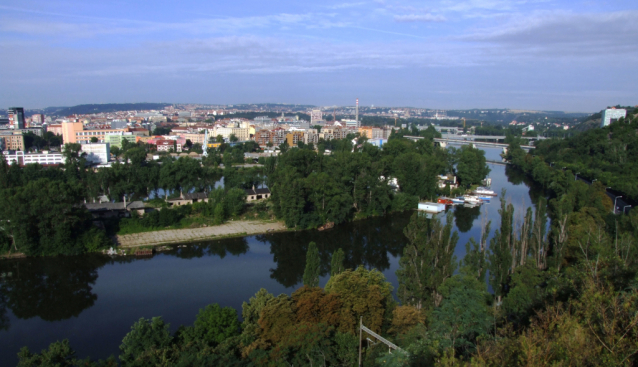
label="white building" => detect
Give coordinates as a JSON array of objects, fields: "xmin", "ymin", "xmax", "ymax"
[
  {"xmin": 81, "ymin": 143, "xmax": 111, "ymax": 165},
  {"xmin": 601, "ymin": 108, "xmax": 627, "ymax": 127},
  {"xmin": 343, "ymin": 119, "xmax": 360, "ymax": 128},
  {"xmin": 2, "ymin": 150, "xmax": 65, "ymax": 166},
  {"xmin": 310, "ymin": 110, "xmax": 322, "ymax": 124}
]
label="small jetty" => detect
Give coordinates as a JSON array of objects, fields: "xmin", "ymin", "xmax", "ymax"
[{"xmin": 134, "ymin": 248, "xmax": 154, "ymax": 257}]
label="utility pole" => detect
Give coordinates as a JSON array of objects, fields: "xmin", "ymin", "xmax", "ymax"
[{"xmin": 359, "ymin": 316, "xmax": 363, "ymax": 367}]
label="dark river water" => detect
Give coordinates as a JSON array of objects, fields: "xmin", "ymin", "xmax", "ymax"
[{"xmin": 0, "ymin": 147, "xmax": 544, "ymax": 366}]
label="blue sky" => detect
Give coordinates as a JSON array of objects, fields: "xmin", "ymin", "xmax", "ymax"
[{"xmin": 1, "ymin": 0, "xmax": 637, "ymax": 111}]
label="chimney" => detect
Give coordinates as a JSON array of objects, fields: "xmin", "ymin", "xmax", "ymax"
[{"xmin": 123, "ymin": 195, "xmax": 127, "ymax": 209}]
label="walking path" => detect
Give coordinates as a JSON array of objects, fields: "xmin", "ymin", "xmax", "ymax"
[{"xmin": 116, "ymin": 220, "xmax": 286, "ymax": 248}]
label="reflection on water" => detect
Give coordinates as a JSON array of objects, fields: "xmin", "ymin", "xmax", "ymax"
[
  {"xmin": 166, "ymin": 237, "xmax": 249, "ymax": 259},
  {"xmin": 258, "ymin": 212, "xmax": 411, "ymax": 287},
  {"xmin": 0, "ymin": 257, "xmax": 100, "ymax": 323},
  {"xmin": 453, "ymin": 205, "xmax": 481, "ymax": 233}
]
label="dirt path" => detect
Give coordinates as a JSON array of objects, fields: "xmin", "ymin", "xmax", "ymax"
[{"xmin": 115, "ymin": 220, "xmax": 286, "ymax": 248}]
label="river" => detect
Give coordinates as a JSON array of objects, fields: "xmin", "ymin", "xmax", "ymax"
[{"xmin": 0, "ymin": 147, "xmax": 543, "ymax": 366}]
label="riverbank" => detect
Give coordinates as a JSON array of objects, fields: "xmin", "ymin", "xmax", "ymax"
[{"xmin": 115, "ymin": 219, "xmax": 287, "ymax": 248}]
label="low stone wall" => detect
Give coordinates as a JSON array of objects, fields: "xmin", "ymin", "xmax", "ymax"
[{"xmin": 116, "ymin": 220, "xmax": 286, "ymax": 248}]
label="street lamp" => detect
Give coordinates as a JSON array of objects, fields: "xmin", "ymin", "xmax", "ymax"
[
  {"xmin": 614, "ymin": 196, "xmax": 623, "ymax": 214},
  {"xmin": 575, "ymin": 172, "xmax": 580, "ymax": 181},
  {"xmin": 624, "ymin": 205, "xmax": 632, "ymax": 214}
]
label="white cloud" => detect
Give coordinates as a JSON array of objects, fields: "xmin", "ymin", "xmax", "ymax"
[
  {"xmin": 461, "ymin": 10, "xmax": 638, "ymax": 57},
  {"xmin": 393, "ymin": 14, "xmax": 447, "ymax": 22}
]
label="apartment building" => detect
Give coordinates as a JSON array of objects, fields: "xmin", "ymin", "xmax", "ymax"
[
  {"xmin": 105, "ymin": 133, "xmax": 137, "ymax": 148},
  {"xmin": 254, "ymin": 128, "xmax": 285, "ymax": 146},
  {"xmin": 303, "ymin": 131, "xmax": 319, "ymax": 145},
  {"xmin": 81, "ymin": 143, "xmax": 111, "ymax": 165},
  {"xmin": 0, "ymin": 132, "xmax": 25, "ymax": 151},
  {"xmin": 285, "ymin": 131, "xmax": 304, "ymax": 147},
  {"xmin": 182, "ymin": 133, "xmax": 206, "ymax": 145},
  {"xmin": 61, "ymin": 121, "xmax": 128, "ymax": 144}
]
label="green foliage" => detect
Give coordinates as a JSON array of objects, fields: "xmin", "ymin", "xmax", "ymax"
[
  {"xmin": 430, "ymin": 267, "xmax": 491, "ymax": 355},
  {"xmin": 181, "ymin": 304, "xmax": 240, "ymax": 347},
  {"xmin": 375, "ymin": 349, "xmax": 411, "ymax": 367},
  {"xmin": 452, "ymin": 145, "xmax": 490, "ymax": 187},
  {"xmin": 119, "ymin": 317, "xmax": 173, "ymax": 366},
  {"xmin": 325, "ymin": 266, "xmax": 394, "ymax": 335},
  {"xmin": 17, "ymin": 339, "xmax": 117, "ymax": 367},
  {"xmin": 330, "ymin": 248, "xmax": 346, "ymax": 277},
  {"xmin": 396, "ymin": 212, "xmax": 458, "ymax": 310},
  {"xmin": 303, "ymin": 241, "xmax": 321, "ymax": 287},
  {"xmin": 0, "ymin": 178, "xmax": 99, "ymax": 256}
]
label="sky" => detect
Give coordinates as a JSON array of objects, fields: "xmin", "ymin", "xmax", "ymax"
[{"xmin": 1, "ymin": 0, "xmax": 637, "ymax": 111}]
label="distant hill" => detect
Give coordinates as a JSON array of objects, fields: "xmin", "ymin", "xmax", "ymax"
[{"xmin": 52, "ymin": 103, "xmax": 172, "ymax": 116}]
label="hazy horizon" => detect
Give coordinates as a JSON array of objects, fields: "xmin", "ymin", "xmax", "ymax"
[{"xmin": 1, "ymin": 0, "xmax": 637, "ymax": 111}]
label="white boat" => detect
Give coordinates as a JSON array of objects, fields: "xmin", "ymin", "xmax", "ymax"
[
  {"xmin": 463, "ymin": 195, "xmax": 482, "ymax": 205},
  {"xmin": 473, "ymin": 187, "xmax": 497, "ymax": 196},
  {"xmin": 451, "ymin": 197, "xmax": 464, "ymax": 204}
]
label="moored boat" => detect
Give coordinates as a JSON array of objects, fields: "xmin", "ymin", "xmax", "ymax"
[
  {"xmin": 473, "ymin": 186, "xmax": 497, "ymax": 196},
  {"xmin": 463, "ymin": 195, "xmax": 482, "ymax": 205},
  {"xmin": 451, "ymin": 197, "xmax": 464, "ymax": 204},
  {"xmin": 437, "ymin": 197, "xmax": 454, "ymax": 205}
]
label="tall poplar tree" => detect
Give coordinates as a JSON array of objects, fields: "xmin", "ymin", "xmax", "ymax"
[
  {"xmin": 303, "ymin": 242, "xmax": 320, "ymax": 287},
  {"xmin": 396, "ymin": 211, "xmax": 459, "ymax": 310},
  {"xmin": 488, "ymin": 189, "xmax": 515, "ymax": 304},
  {"xmin": 330, "ymin": 248, "xmax": 346, "ymax": 277}
]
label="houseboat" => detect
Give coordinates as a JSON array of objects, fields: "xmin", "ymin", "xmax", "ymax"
[{"xmin": 418, "ymin": 202, "xmax": 446, "ymax": 213}]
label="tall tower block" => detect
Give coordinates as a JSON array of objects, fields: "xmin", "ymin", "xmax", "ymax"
[
  {"xmin": 355, "ymin": 98, "xmax": 359, "ymax": 127},
  {"xmin": 8, "ymin": 107, "xmax": 25, "ymax": 130}
]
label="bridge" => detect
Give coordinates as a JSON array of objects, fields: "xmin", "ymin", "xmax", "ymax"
[
  {"xmin": 438, "ymin": 133, "xmax": 547, "ymax": 141},
  {"xmin": 404, "ymin": 136, "xmax": 534, "ymax": 151}
]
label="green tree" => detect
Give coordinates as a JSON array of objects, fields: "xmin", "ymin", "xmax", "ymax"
[
  {"xmin": 216, "ymin": 134, "xmax": 224, "ymax": 143},
  {"xmin": 119, "ymin": 317, "xmax": 172, "ymax": 366},
  {"xmin": 396, "ymin": 212, "xmax": 458, "ymax": 310},
  {"xmin": 488, "ymin": 190, "xmax": 515, "ymax": 304},
  {"xmin": 454, "ymin": 145, "xmax": 490, "ymax": 186},
  {"xmin": 325, "ymin": 266, "xmax": 394, "ymax": 335},
  {"xmin": 303, "ymin": 241, "xmax": 321, "ymax": 287},
  {"xmin": 90, "ymin": 137, "xmax": 98, "ymax": 143},
  {"xmin": 229, "ymin": 134, "xmax": 238, "ymax": 142},
  {"xmin": 181, "ymin": 303, "xmax": 240, "ymax": 347},
  {"xmin": 331, "ymin": 248, "xmax": 346, "ymax": 276},
  {"xmin": 430, "ymin": 267, "xmax": 491, "ymax": 356}
]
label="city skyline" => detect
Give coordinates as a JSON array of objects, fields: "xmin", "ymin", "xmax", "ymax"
[{"xmin": 1, "ymin": 0, "xmax": 637, "ymax": 111}]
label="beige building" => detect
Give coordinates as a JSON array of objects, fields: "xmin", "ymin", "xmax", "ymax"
[
  {"xmin": 62, "ymin": 121, "xmax": 127, "ymax": 144},
  {"xmin": 0, "ymin": 132, "xmax": 25, "ymax": 151},
  {"xmin": 214, "ymin": 127, "xmax": 250, "ymax": 141},
  {"xmin": 182, "ymin": 133, "xmax": 206, "ymax": 145},
  {"xmin": 286, "ymin": 131, "xmax": 304, "ymax": 146}
]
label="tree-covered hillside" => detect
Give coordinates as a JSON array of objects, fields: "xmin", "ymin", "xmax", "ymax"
[
  {"xmin": 52, "ymin": 103, "xmax": 172, "ymax": 116},
  {"xmin": 527, "ymin": 111, "xmax": 638, "ymax": 201}
]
